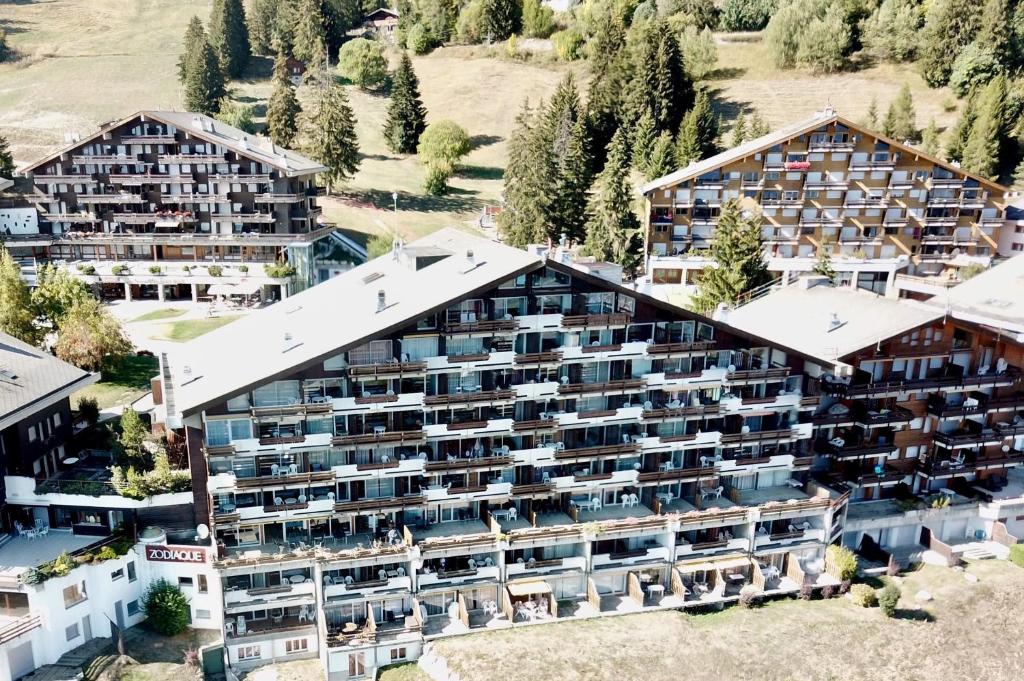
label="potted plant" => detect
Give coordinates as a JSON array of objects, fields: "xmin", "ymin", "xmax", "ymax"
[
  {"xmin": 149, "ymin": 265, "xmax": 162, "ymax": 275},
  {"xmin": 238, "ymin": 265, "xmax": 249, "ymax": 275},
  {"xmin": 207, "ymin": 265, "xmax": 223, "ymax": 277}
]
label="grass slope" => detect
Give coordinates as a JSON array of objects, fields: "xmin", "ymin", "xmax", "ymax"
[
  {"xmin": 72, "ymin": 354, "xmax": 159, "ymax": 410},
  {"xmin": 151, "ymin": 315, "xmax": 241, "ymax": 342},
  {"xmin": 130, "ymin": 307, "xmax": 188, "ymax": 323}
]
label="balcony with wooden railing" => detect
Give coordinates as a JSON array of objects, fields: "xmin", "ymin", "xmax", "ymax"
[
  {"xmin": 561, "ymin": 312, "xmax": 632, "ymax": 328},
  {"xmin": 334, "ymin": 496, "xmax": 426, "ymax": 513},
  {"xmin": 554, "ymin": 442, "xmax": 640, "ymax": 463},
  {"xmin": 725, "ymin": 367, "xmax": 790, "ymax": 384},
  {"xmin": 514, "ymin": 351, "xmax": 563, "ymax": 366},
  {"xmin": 443, "ymin": 318, "xmax": 518, "ymax": 334},
  {"xmin": 424, "ymin": 455, "xmax": 514, "ymax": 473},
  {"xmin": 645, "ymin": 340, "xmax": 716, "ymax": 357},
  {"xmin": 331, "ymin": 429, "xmax": 426, "ymax": 447},
  {"xmin": 349, "ymin": 360, "xmax": 427, "ymax": 377},
  {"xmin": 558, "ymin": 378, "xmax": 645, "ymax": 396},
  {"xmin": 424, "ymin": 389, "xmax": 515, "ymax": 407}
]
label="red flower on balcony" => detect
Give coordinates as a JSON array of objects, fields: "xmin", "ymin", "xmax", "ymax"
[{"xmin": 784, "ymin": 161, "xmax": 811, "ymax": 171}]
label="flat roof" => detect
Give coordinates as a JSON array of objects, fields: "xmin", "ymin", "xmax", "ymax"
[
  {"xmin": 164, "ymin": 228, "xmax": 541, "ymax": 418},
  {"xmin": 0, "ymin": 332, "xmax": 97, "ymax": 430},
  {"xmin": 0, "ymin": 532, "xmax": 100, "ymax": 579},
  {"xmin": 927, "ymin": 255, "xmax": 1024, "ymax": 338},
  {"xmin": 726, "ymin": 285, "xmax": 943, "ymax": 367},
  {"xmin": 22, "ymin": 110, "xmax": 327, "ymax": 177}
]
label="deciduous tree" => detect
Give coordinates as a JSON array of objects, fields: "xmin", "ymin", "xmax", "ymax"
[
  {"xmin": 31, "ymin": 264, "xmax": 91, "ymax": 330},
  {"xmin": 338, "ymin": 38, "xmax": 388, "ymax": 90},
  {"xmin": 0, "ymin": 248, "xmax": 39, "ymax": 345},
  {"xmin": 862, "ymin": 0, "xmax": 921, "ymax": 62},
  {"xmin": 54, "ymin": 298, "xmax": 133, "ymax": 372}
]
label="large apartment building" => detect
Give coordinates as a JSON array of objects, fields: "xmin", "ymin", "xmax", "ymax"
[
  {"xmin": 151, "ymin": 229, "xmax": 853, "ymax": 678},
  {"xmin": 641, "ymin": 108, "xmax": 1011, "ymax": 298},
  {"xmin": 7, "ymin": 111, "xmax": 362, "ymax": 303},
  {"xmin": 728, "ymin": 259, "xmax": 1024, "ymax": 559}
]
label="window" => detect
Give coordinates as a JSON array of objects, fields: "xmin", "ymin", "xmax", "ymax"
[
  {"xmin": 127, "ymin": 561, "xmax": 137, "ymax": 582},
  {"xmin": 111, "ymin": 567, "xmax": 124, "ymax": 581},
  {"xmin": 198, "ymin": 574, "xmax": 208, "ymax": 593},
  {"xmin": 285, "ymin": 639, "xmax": 308, "ymax": 654},
  {"xmin": 238, "ymin": 646, "xmax": 261, "ymax": 661},
  {"xmin": 28, "ymin": 425, "xmax": 38, "ymax": 442},
  {"xmin": 348, "ymin": 652, "xmax": 366, "ymax": 677},
  {"xmin": 63, "ymin": 582, "xmax": 87, "ymax": 608},
  {"xmin": 194, "ymin": 609, "xmax": 211, "ymax": 620},
  {"xmin": 179, "ymin": 576, "xmax": 194, "ymax": 588},
  {"xmin": 127, "ymin": 600, "xmax": 140, "ymax": 616},
  {"xmin": 390, "ymin": 647, "xmax": 407, "ymax": 662},
  {"xmin": 52, "ymin": 412, "xmax": 61, "ymax": 428},
  {"xmin": 66, "ymin": 623, "xmax": 80, "ymax": 641},
  {"xmin": 1013, "ymin": 243, "xmax": 1023, "ymax": 252},
  {"xmin": 226, "ymin": 393, "xmax": 250, "ymax": 412}
]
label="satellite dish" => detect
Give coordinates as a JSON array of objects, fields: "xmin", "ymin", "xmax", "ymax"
[{"xmin": 196, "ymin": 524, "xmax": 210, "ymax": 540}]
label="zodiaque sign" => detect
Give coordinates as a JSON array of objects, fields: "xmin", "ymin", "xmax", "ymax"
[{"xmin": 145, "ymin": 545, "xmax": 207, "ymax": 563}]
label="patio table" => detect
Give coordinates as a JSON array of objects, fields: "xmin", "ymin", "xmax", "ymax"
[
  {"xmin": 490, "ymin": 509, "xmax": 511, "ymax": 521},
  {"xmin": 647, "ymin": 584, "xmax": 665, "ymax": 598},
  {"xmin": 289, "ymin": 574, "xmax": 306, "ymax": 584},
  {"xmin": 62, "ymin": 457, "xmax": 80, "ymax": 466}
]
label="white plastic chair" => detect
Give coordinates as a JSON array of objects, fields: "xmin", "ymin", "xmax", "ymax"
[
  {"xmin": 298, "ymin": 495, "xmax": 307, "ymax": 503},
  {"xmin": 274, "ymin": 496, "xmax": 283, "ymax": 506},
  {"xmin": 621, "ymin": 493, "xmax": 630, "ymax": 506},
  {"xmin": 541, "ymin": 472, "xmax": 551, "ymax": 484},
  {"xmin": 397, "ymin": 567, "xmax": 406, "ymax": 577},
  {"xmin": 270, "ymin": 464, "xmax": 280, "ymax": 477},
  {"xmin": 508, "ymin": 507, "xmax": 518, "ymax": 521},
  {"xmin": 345, "ymin": 576, "xmax": 354, "ymax": 585},
  {"xmin": 628, "ymin": 493, "xmax": 639, "ymax": 507},
  {"xmin": 484, "ymin": 557, "xmax": 493, "ymax": 567},
  {"xmin": 591, "ymin": 497, "xmax": 602, "ymax": 511},
  {"xmin": 378, "ymin": 569, "xmax": 387, "ymax": 581},
  {"xmin": 468, "ymin": 558, "xmax": 477, "ymax": 569},
  {"xmin": 236, "ymin": 615, "xmax": 247, "ymax": 635},
  {"xmin": 288, "ymin": 463, "xmax": 298, "ymax": 475}
]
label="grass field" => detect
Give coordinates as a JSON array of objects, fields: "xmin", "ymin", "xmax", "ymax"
[
  {"xmin": 378, "ymin": 663, "xmax": 432, "ymax": 681},
  {"xmin": 429, "ymin": 561, "xmax": 1024, "ymax": 681},
  {"xmin": 151, "ymin": 315, "xmax": 241, "ymax": 342},
  {"xmin": 130, "ymin": 307, "xmax": 188, "ymax": 323},
  {"xmin": 0, "ymin": 2, "xmax": 961, "ymax": 245},
  {"xmin": 72, "ymin": 354, "xmax": 159, "ymax": 410}
]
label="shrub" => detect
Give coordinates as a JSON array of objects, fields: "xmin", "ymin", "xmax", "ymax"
[
  {"xmin": 77, "ymin": 395, "xmax": 100, "ymax": 426},
  {"xmin": 827, "ymin": 544, "xmax": 859, "ymax": 581},
  {"xmin": 522, "ymin": 0, "xmax": 555, "ymax": 37},
  {"xmin": 1009, "ymin": 544, "xmax": 1024, "ymax": 568},
  {"xmin": 149, "ymin": 265, "xmax": 162, "ymax": 275},
  {"xmin": 238, "ymin": 265, "xmax": 248, "ymax": 274},
  {"xmin": 97, "ymin": 546, "xmax": 118, "ymax": 561},
  {"xmin": 948, "ymin": 42, "xmax": 1001, "ymax": 98},
  {"xmin": 959, "ymin": 263, "xmax": 986, "ymax": 280},
  {"xmin": 418, "ymin": 120, "xmax": 471, "ymax": 166},
  {"xmin": 181, "ymin": 265, "xmax": 192, "ymax": 274},
  {"xmin": 456, "ymin": 0, "xmax": 485, "ymax": 43},
  {"xmin": 143, "ymin": 579, "xmax": 190, "ymax": 636},
  {"xmin": 878, "ymin": 583, "xmax": 901, "ymax": 617},
  {"xmin": 738, "ymin": 584, "xmax": 762, "ymax": 608},
  {"xmin": 799, "ymin": 583, "xmax": 814, "ymax": 600},
  {"xmin": 264, "ymin": 261, "xmax": 296, "ymax": 278},
  {"xmin": 850, "ymin": 583, "xmax": 877, "ymax": 607},
  {"xmin": 52, "ymin": 552, "xmax": 75, "ymax": 577},
  {"xmin": 821, "ymin": 584, "xmax": 836, "ymax": 599},
  {"xmin": 111, "ymin": 264, "xmax": 128, "ymax": 276},
  {"xmin": 423, "ymin": 162, "xmax": 454, "ymax": 195},
  {"xmin": 407, "ymin": 23, "xmax": 435, "ymax": 54},
  {"xmin": 338, "ymin": 38, "xmax": 388, "ymax": 90},
  {"xmin": 552, "ymin": 29, "xmax": 585, "ymax": 61},
  {"xmin": 206, "ymin": 265, "xmax": 223, "ymax": 277}
]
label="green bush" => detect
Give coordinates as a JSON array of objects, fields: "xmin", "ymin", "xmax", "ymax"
[
  {"xmin": 552, "ymin": 29, "xmax": 585, "ymax": 61},
  {"xmin": 143, "ymin": 579, "xmax": 190, "ymax": 636},
  {"xmin": 76, "ymin": 263, "xmax": 97, "ymax": 275},
  {"xmin": 111, "ymin": 264, "xmax": 128, "ymax": 276},
  {"xmin": 827, "ymin": 544, "xmax": 858, "ymax": 581},
  {"xmin": 738, "ymin": 584, "xmax": 762, "ymax": 608},
  {"xmin": 423, "ymin": 162, "xmax": 453, "ymax": 195},
  {"xmin": 78, "ymin": 395, "xmax": 100, "ymax": 425},
  {"xmin": 264, "ymin": 262, "xmax": 296, "ymax": 278},
  {"xmin": 850, "ymin": 583, "xmax": 877, "ymax": 607},
  {"xmin": 207, "ymin": 265, "xmax": 223, "ymax": 277},
  {"xmin": 878, "ymin": 583, "xmax": 900, "ymax": 617},
  {"xmin": 338, "ymin": 38, "xmax": 388, "ymax": 89},
  {"xmin": 238, "ymin": 265, "xmax": 249, "ymax": 274},
  {"xmin": 148, "ymin": 265, "xmax": 162, "ymax": 275},
  {"xmin": 407, "ymin": 23, "xmax": 435, "ymax": 54},
  {"xmin": 52, "ymin": 552, "xmax": 75, "ymax": 577},
  {"xmin": 1009, "ymin": 544, "xmax": 1024, "ymax": 568}
]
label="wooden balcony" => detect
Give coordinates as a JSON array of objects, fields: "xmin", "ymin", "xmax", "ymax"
[
  {"xmin": 645, "ymin": 341, "xmax": 716, "ymax": 357},
  {"xmin": 258, "ymin": 434, "xmax": 306, "ymax": 446},
  {"xmin": 158, "ymin": 154, "xmax": 225, "ymax": 163},
  {"xmin": 643, "ymin": 404, "xmax": 719, "ymax": 422},
  {"xmin": 558, "ymin": 378, "xmax": 644, "ymax": 396},
  {"xmin": 637, "ymin": 465, "xmax": 715, "ymax": 483},
  {"xmin": 854, "ymin": 405, "xmax": 915, "ymax": 425},
  {"xmin": 719, "ymin": 427, "xmax": 799, "ymax": 446},
  {"xmin": 423, "ymin": 389, "xmax": 515, "ymax": 407},
  {"xmin": 561, "ymin": 313, "xmax": 632, "ymax": 329},
  {"xmin": 554, "ymin": 443, "xmax": 640, "ymax": 461},
  {"xmin": 514, "ymin": 351, "xmax": 563, "ymax": 366},
  {"xmin": 234, "ymin": 470, "xmax": 336, "ymax": 489},
  {"xmin": 349, "ymin": 361, "xmax": 427, "ymax": 378},
  {"xmin": 816, "ymin": 441, "xmax": 897, "ymax": 460},
  {"xmin": 443, "ymin": 319, "xmax": 518, "ymax": 334},
  {"xmin": 353, "ymin": 393, "xmax": 400, "ymax": 405},
  {"xmin": 512, "ymin": 419, "xmax": 558, "ymax": 433},
  {"xmin": 425, "ymin": 455, "xmax": 514, "ymax": 473},
  {"xmin": 932, "ymin": 429, "xmax": 1002, "ymax": 448},
  {"xmin": 986, "ymin": 393, "xmax": 1024, "ymax": 411},
  {"xmin": 334, "ymin": 496, "xmax": 425, "ymax": 513},
  {"xmin": 725, "ymin": 367, "xmax": 791, "ymax": 383},
  {"xmin": 510, "ymin": 482, "xmax": 554, "ymax": 496},
  {"xmin": 251, "ymin": 401, "xmax": 332, "ymax": 418},
  {"xmin": 331, "ymin": 429, "xmax": 426, "ymax": 447}
]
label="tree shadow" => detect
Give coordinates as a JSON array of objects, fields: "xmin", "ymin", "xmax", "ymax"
[
  {"xmin": 704, "ymin": 66, "xmax": 747, "ymax": 81},
  {"xmin": 705, "ymin": 92, "xmax": 756, "ymax": 122},
  {"xmin": 0, "ymin": 19, "xmax": 31, "ymax": 35},
  {"xmin": 893, "ymin": 608, "xmax": 935, "ymax": 622},
  {"xmin": 458, "ymin": 165, "xmax": 504, "ymax": 181},
  {"xmin": 362, "ymin": 154, "xmax": 398, "ymax": 162},
  {"xmin": 469, "ymin": 134, "xmax": 502, "ymax": 150},
  {"xmin": 346, "ymin": 187, "xmax": 484, "ymax": 215},
  {"xmin": 239, "ymin": 56, "xmax": 274, "ymax": 81}
]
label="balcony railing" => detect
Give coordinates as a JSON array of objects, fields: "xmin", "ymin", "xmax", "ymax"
[
  {"xmin": 553, "ymin": 443, "xmax": 640, "ymax": 461},
  {"xmin": 558, "ymin": 378, "xmax": 645, "ymax": 395},
  {"xmin": 932, "ymin": 429, "xmax": 1002, "ymax": 448},
  {"xmin": 854, "ymin": 405, "xmax": 914, "ymax": 426},
  {"xmin": 424, "ymin": 389, "xmax": 515, "ymax": 406},
  {"xmin": 443, "ymin": 319, "xmax": 518, "ymax": 334},
  {"xmin": 349, "ymin": 361, "xmax": 427, "ymax": 377},
  {"xmin": 331, "ymin": 429, "xmax": 426, "ymax": 447},
  {"xmin": 645, "ymin": 340, "xmax": 716, "ymax": 356},
  {"xmin": 561, "ymin": 313, "xmax": 632, "ymax": 328}
]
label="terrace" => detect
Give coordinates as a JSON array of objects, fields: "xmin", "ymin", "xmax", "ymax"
[{"xmin": 0, "ymin": 532, "xmax": 101, "ymax": 585}]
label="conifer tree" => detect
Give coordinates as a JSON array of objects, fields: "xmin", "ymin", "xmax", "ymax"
[
  {"xmin": 498, "ymin": 101, "xmax": 546, "ymax": 246},
  {"xmin": 653, "ymin": 28, "xmax": 690, "ymax": 134},
  {"xmin": 480, "ymin": 0, "xmax": 522, "ymax": 40},
  {"xmin": 183, "ymin": 39, "xmax": 228, "ymax": 115},
  {"xmin": 977, "ymin": 0, "xmax": 1012, "ymax": 67},
  {"xmin": 266, "ymin": 51, "xmax": 302, "ymax": 147},
  {"xmin": 383, "ymin": 53, "xmax": 428, "ymax": 155},
  {"xmin": 645, "ymin": 132, "xmax": 677, "ymax": 181},
  {"xmin": 306, "ymin": 74, "xmax": 361, "ymax": 191},
  {"xmin": 730, "ymin": 112, "xmax": 747, "ymax": 147},
  {"xmin": 920, "ymin": 118, "xmax": 941, "ymax": 157},
  {"xmin": 918, "ymin": 0, "xmax": 980, "ymax": 87},
  {"xmin": 961, "ymin": 75, "xmax": 1009, "ymax": 179},
  {"xmin": 946, "ymin": 93, "xmax": 978, "ymax": 162},
  {"xmin": 294, "ymin": 0, "xmax": 330, "ymax": 66},
  {"xmin": 883, "ymin": 84, "xmax": 917, "ymax": 141},
  {"xmin": 536, "ymin": 75, "xmax": 589, "ymax": 243},
  {"xmin": 178, "ymin": 17, "xmax": 208, "ymax": 83},
  {"xmin": 584, "ymin": 129, "xmax": 641, "ymax": 271},
  {"xmin": 551, "ymin": 117, "xmax": 592, "ymax": 244},
  {"xmin": 865, "ymin": 96, "xmax": 879, "ymax": 129},
  {"xmin": 747, "ymin": 113, "xmax": 769, "ymax": 138},
  {"xmin": 676, "ymin": 89, "xmax": 719, "ymax": 166},
  {"xmin": 209, "ymin": 0, "xmax": 251, "ymax": 78},
  {"xmin": 691, "ymin": 200, "xmax": 770, "ymax": 314},
  {"xmin": 0, "ymin": 131, "xmax": 14, "ymax": 178},
  {"xmin": 631, "ymin": 109, "xmax": 656, "ymax": 171},
  {"xmin": 585, "ymin": 10, "xmax": 628, "ymax": 168}
]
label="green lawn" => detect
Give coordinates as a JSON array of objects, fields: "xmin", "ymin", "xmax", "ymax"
[
  {"xmin": 130, "ymin": 307, "xmax": 188, "ymax": 323},
  {"xmin": 430, "ymin": 561, "xmax": 1024, "ymax": 681},
  {"xmin": 72, "ymin": 354, "xmax": 159, "ymax": 410},
  {"xmin": 150, "ymin": 315, "xmax": 241, "ymax": 342}
]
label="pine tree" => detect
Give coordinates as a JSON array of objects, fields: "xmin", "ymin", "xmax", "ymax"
[
  {"xmin": 626, "ymin": 19, "xmax": 692, "ymax": 136},
  {"xmin": 585, "ymin": 10, "xmax": 628, "ymax": 168},
  {"xmin": 294, "ymin": 0, "xmax": 330, "ymax": 66},
  {"xmin": 882, "ymin": 103, "xmax": 898, "ymax": 139},
  {"xmin": 961, "ymin": 75, "xmax": 1009, "ymax": 179},
  {"xmin": 653, "ymin": 28, "xmax": 691, "ymax": 134},
  {"xmin": 584, "ymin": 129, "xmax": 641, "ymax": 271},
  {"xmin": 266, "ymin": 52, "xmax": 302, "ymax": 147},
  {"xmin": 383, "ymin": 53, "xmax": 428, "ymax": 155},
  {"xmin": 306, "ymin": 75, "xmax": 361, "ymax": 191},
  {"xmin": 748, "ymin": 113, "xmax": 769, "ymax": 138},
  {"xmin": 631, "ymin": 109, "xmax": 656, "ymax": 171},
  {"xmin": 645, "ymin": 131, "xmax": 676, "ymax": 181},
  {"xmin": 812, "ymin": 244, "xmax": 836, "ymax": 283},
  {"xmin": 946, "ymin": 93, "xmax": 977, "ymax": 162},
  {"xmin": 865, "ymin": 96, "xmax": 879, "ymax": 129},
  {"xmin": 209, "ymin": 0, "xmax": 251, "ymax": 78},
  {"xmin": 480, "ymin": 0, "xmax": 522, "ymax": 40},
  {"xmin": 676, "ymin": 89, "xmax": 719, "ymax": 165},
  {"xmin": 1013, "ymin": 157, "xmax": 1024, "ymax": 189},
  {"xmin": 552, "ymin": 117, "xmax": 592, "ymax": 244},
  {"xmin": 183, "ymin": 39, "xmax": 227, "ymax": 116},
  {"xmin": 920, "ymin": 118, "xmax": 941, "ymax": 157},
  {"xmin": 178, "ymin": 17, "xmax": 208, "ymax": 83},
  {"xmin": 730, "ymin": 112, "xmax": 747, "ymax": 147},
  {"xmin": 0, "ymin": 248, "xmax": 39, "ymax": 345},
  {"xmin": 690, "ymin": 200, "xmax": 771, "ymax": 314},
  {"xmin": 535, "ymin": 74, "xmax": 589, "ymax": 243},
  {"xmin": 977, "ymin": 0, "xmax": 1012, "ymax": 69},
  {"xmin": 885, "ymin": 84, "xmax": 917, "ymax": 141},
  {"xmin": 0, "ymin": 131, "xmax": 14, "ymax": 178},
  {"xmin": 918, "ymin": 0, "xmax": 981, "ymax": 87},
  {"xmin": 498, "ymin": 101, "xmax": 546, "ymax": 246}
]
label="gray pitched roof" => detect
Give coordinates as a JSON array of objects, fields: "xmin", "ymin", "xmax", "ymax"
[
  {"xmin": 21, "ymin": 111, "xmax": 327, "ymax": 177},
  {"xmin": 0, "ymin": 333, "xmax": 97, "ymax": 430}
]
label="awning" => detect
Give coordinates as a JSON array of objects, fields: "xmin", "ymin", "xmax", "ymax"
[
  {"xmin": 505, "ymin": 578, "xmax": 552, "ymax": 597},
  {"xmin": 675, "ymin": 555, "xmax": 750, "ymax": 573},
  {"xmin": 235, "ymin": 281, "xmax": 262, "ymax": 295},
  {"xmin": 207, "ymin": 283, "xmax": 236, "ymax": 296}
]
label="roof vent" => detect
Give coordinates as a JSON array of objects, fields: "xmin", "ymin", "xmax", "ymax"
[
  {"xmin": 191, "ymin": 116, "xmax": 203, "ymax": 130},
  {"xmin": 711, "ymin": 303, "xmax": 730, "ymax": 324},
  {"xmin": 240, "ymin": 137, "xmax": 249, "ymax": 151},
  {"xmin": 377, "ymin": 289, "xmax": 387, "ymax": 313},
  {"xmin": 183, "ymin": 365, "xmax": 192, "ymax": 376},
  {"xmin": 826, "ymin": 312, "xmax": 843, "ymax": 333},
  {"xmin": 460, "ymin": 249, "xmax": 479, "ymax": 274}
]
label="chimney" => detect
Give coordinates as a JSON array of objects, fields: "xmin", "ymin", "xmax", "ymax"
[
  {"xmin": 283, "ymin": 332, "xmax": 293, "ymax": 349},
  {"xmin": 465, "ymin": 249, "xmax": 475, "ymax": 267},
  {"xmin": 377, "ymin": 289, "xmax": 387, "ymax": 313},
  {"xmin": 712, "ymin": 303, "xmax": 730, "ymax": 324},
  {"xmin": 191, "ymin": 115, "xmax": 203, "ymax": 130},
  {"xmin": 826, "ymin": 312, "xmax": 842, "ymax": 332}
]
